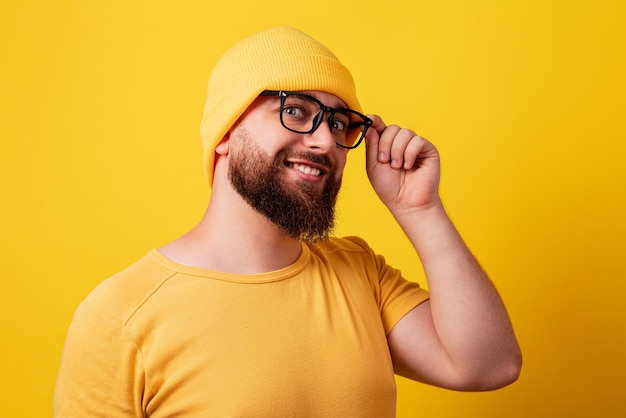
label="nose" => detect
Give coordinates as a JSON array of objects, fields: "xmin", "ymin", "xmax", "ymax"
[{"xmin": 302, "ymin": 114, "xmax": 336, "ymax": 152}]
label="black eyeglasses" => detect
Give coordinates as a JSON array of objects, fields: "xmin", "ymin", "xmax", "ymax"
[{"xmin": 259, "ymin": 90, "xmax": 371, "ymax": 149}]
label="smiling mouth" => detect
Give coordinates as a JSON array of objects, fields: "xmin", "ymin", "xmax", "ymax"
[{"xmin": 287, "ymin": 162, "xmax": 323, "ymax": 177}]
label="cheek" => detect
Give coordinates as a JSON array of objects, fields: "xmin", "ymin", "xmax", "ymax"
[
  {"xmin": 333, "ymin": 149, "xmax": 348, "ymax": 178},
  {"xmin": 248, "ymin": 126, "xmax": 294, "ymax": 155}
]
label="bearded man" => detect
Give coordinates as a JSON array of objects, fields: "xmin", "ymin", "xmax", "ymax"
[{"xmin": 54, "ymin": 26, "xmax": 521, "ymax": 417}]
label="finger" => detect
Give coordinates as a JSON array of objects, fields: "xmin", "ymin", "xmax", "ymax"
[
  {"xmin": 402, "ymin": 134, "xmax": 427, "ymax": 169},
  {"xmin": 368, "ymin": 114, "xmax": 387, "ymax": 135},
  {"xmin": 378, "ymin": 124, "xmax": 402, "ymax": 164},
  {"xmin": 388, "ymin": 128, "xmax": 417, "ymax": 169},
  {"xmin": 364, "ymin": 114, "xmax": 384, "ymax": 165}
]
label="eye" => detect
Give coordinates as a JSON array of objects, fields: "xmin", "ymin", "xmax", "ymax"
[
  {"xmin": 331, "ymin": 114, "xmax": 350, "ymax": 132},
  {"xmin": 283, "ymin": 105, "xmax": 305, "ymax": 118}
]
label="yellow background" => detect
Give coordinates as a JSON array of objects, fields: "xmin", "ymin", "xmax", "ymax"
[{"xmin": 2, "ymin": 1, "xmax": 625, "ymax": 416}]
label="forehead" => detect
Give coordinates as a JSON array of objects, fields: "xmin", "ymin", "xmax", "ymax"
[{"xmin": 299, "ymin": 91, "xmax": 348, "ymax": 109}]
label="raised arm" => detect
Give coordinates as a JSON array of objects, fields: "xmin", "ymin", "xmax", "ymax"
[{"xmin": 365, "ymin": 115, "xmax": 522, "ymax": 391}]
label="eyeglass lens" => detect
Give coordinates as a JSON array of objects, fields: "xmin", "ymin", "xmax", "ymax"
[{"xmin": 280, "ymin": 93, "xmax": 368, "ymax": 149}]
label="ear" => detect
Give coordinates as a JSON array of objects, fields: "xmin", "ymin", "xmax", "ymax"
[{"xmin": 215, "ymin": 133, "xmax": 230, "ymax": 156}]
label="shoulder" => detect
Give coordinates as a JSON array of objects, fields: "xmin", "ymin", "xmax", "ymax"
[
  {"xmin": 80, "ymin": 251, "xmax": 177, "ymax": 324},
  {"xmin": 309, "ymin": 236, "xmax": 374, "ymax": 256},
  {"xmin": 306, "ymin": 236, "xmax": 385, "ymax": 274}
]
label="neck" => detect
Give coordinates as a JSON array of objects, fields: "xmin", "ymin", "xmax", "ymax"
[{"xmin": 159, "ymin": 182, "xmax": 303, "ymax": 274}]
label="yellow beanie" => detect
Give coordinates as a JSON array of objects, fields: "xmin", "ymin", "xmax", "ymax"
[{"xmin": 200, "ymin": 26, "xmax": 361, "ymax": 187}]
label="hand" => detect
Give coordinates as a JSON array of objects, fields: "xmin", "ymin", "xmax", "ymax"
[{"xmin": 364, "ymin": 115, "xmax": 441, "ymax": 213}]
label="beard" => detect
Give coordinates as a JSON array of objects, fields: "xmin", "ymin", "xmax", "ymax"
[{"xmin": 227, "ymin": 128, "xmax": 341, "ymax": 242}]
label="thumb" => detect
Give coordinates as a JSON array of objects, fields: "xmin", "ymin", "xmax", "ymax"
[{"xmin": 364, "ymin": 114, "xmax": 386, "ymax": 167}]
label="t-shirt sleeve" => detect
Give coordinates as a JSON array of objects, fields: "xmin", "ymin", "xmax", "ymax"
[
  {"xmin": 53, "ymin": 299, "xmax": 147, "ymax": 417},
  {"xmin": 343, "ymin": 236, "xmax": 430, "ymax": 334}
]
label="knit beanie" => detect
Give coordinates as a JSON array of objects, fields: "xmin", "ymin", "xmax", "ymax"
[{"xmin": 200, "ymin": 26, "xmax": 361, "ymax": 187}]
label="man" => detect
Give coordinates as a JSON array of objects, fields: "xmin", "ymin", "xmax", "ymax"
[{"xmin": 54, "ymin": 26, "xmax": 521, "ymax": 417}]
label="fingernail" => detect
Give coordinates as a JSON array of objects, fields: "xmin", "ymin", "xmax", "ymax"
[{"xmin": 379, "ymin": 152, "xmax": 387, "ymax": 161}]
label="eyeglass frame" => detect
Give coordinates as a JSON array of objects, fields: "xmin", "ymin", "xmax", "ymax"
[{"xmin": 258, "ymin": 90, "xmax": 372, "ymax": 149}]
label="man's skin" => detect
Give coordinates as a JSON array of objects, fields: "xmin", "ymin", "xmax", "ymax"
[{"xmin": 160, "ymin": 90, "xmax": 522, "ymax": 391}]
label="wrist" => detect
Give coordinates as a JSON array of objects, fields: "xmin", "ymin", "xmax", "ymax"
[
  {"xmin": 391, "ymin": 199, "xmax": 461, "ymax": 251},
  {"xmin": 390, "ymin": 196, "xmax": 446, "ymax": 224}
]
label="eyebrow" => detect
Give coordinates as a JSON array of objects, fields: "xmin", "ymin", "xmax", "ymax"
[{"xmin": 299, "ymin": 91, "xmax": 348, "ymax": 109}]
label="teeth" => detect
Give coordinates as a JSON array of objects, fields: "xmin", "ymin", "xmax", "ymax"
[{"xmin": 291, "ymin": 163, "xmax": 322, "ymax": 176}]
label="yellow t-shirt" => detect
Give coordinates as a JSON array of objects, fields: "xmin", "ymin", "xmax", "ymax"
[{"xmin": 54, "ymin": 236, "xmax": 429, "ymax": 417}]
